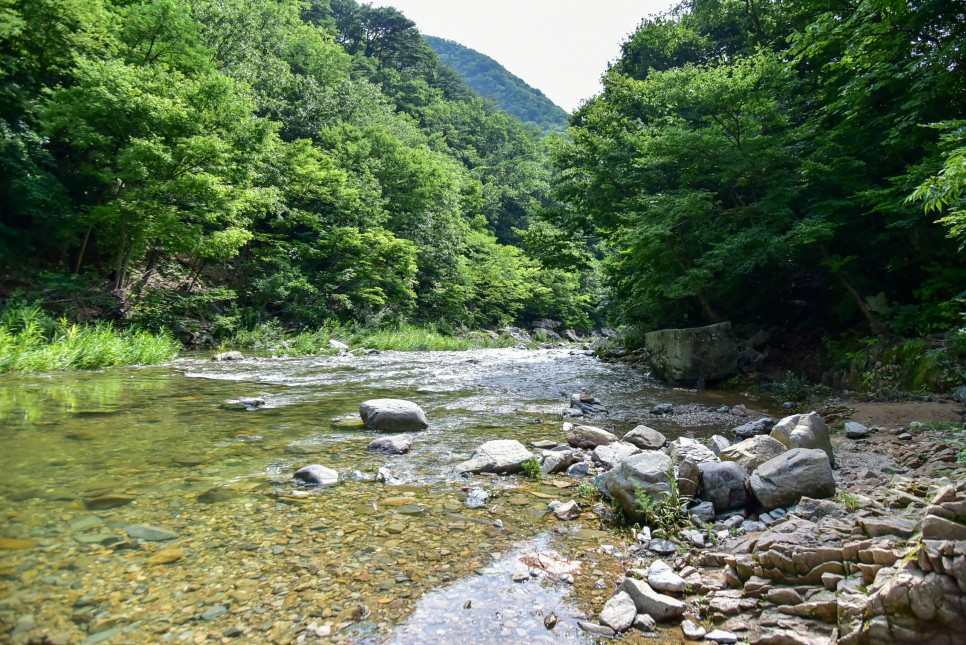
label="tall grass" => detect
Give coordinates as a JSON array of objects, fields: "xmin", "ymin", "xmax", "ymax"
[
  {"xmin": 225, "ymin": 320, "xmax": 518, "ymax": 356},
  {"xmin": 0, "ymin": 304, "xmax": 181, "ymax": 373}
]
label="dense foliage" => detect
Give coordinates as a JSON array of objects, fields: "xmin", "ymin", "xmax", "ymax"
[
  {"xmin": 424, "ymin": 35, "xmax": 568, "ymax": 135},
  {"xmin": 550, "ymin": 0, "xmax": 966, "ymax": 338},
  {"xmin": 0, "ymin": 0, "xmax": 592, "ymax": 342}
]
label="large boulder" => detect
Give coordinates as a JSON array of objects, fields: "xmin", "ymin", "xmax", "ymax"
[
  {"xmin": 359, "ymin": 399, "xmax": 428, "ymax": 432},
  {"xmin": 566, "ymin": 424, "xmax": 618, "ymax": 449},
  {"xmin": 668, "ymin": 437, "xmax": 719, "ymax": 465},
  {"xmin": 604, "ymin": 452, "xmax": 674, "ymax": 522},
  {"xmin": 454, "ymin": 440, "xmax": 533, "ymax": 474},
  {"xmin": 644, "ymin": 322, "xmax": 739, "ymax": 384},
  {"xmin": 770, "ymin": 412, "xmax": 835, "ymax": 467},
  {"xmin": 698, "ymin": 461, "xmax": 750, "ymax": 513},
  {"xmin": 294, "ymin": 464, "xmax": 339, "ymax": 486},
  {"xmin": 748, "ymin": 448, "xmax": 835, "ymax": 510},
  {"xmin": 720, "ymin": 435, "xmax": 786, "ymax": 472},
  {"xmin": 623, "ymin": 425, "xmax": 667, "ymax": 450}
]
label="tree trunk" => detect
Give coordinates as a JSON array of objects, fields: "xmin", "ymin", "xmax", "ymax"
[{"xmin": 74, "ymin": 226, "xmax": 93, "ymax": 274}]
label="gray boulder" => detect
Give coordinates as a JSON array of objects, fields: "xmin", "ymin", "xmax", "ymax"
[
  {"xmin": 604, "ymin": 452, "xmax": 673, "ymax": 522},
  {"xmin": 294, "ymin": 464, "xmax": 339, "ymax": 486},
  {"xmin": 566, "ymin": 424, "xmax": 618, "ymax": 449},
  {"xmin": 690, "ymin": 500, "xmax": 716, "ymax": 524},
  {"xmin": 647, "ymin": 560, "xmax": 688, "ymax": 594},
  {"xmin": 770, "ymin": 412, "xmax": 835, "ymax": 466},
  {"xmin": 367, "ymin": 434, "xmax": 413, "ymax": 455},
  {"xmin": 668, "ymin": 437, "xmax": 718, "ymax": 465},
  {"xmin": 359, "ymin": 399, "xmax": 428, "ymax": 432},
  {"xmin": 644, "ymin": 321, "xmax": 738, "ymax": 384},
  {"xmin": 540, "ymin": 449, "xmax": 580, "ymax": 475},
  {"xmin": 698, "ymin": 461, "xmax": 749, "ymax": 513},
  {"xmin": 749, "ymin": 448, "xmax": 835, "ymax": 510},
  {"xmin": 454, "ymin": 440, "xmax": 533, "ymax": 474},
  {"xmin": 720, "ymin": 435, "xmax": 786, "ymax": 472},
  {"xmin": 732, "ymin": 417, "xmax": 776, "ymax": 439},
  {"xmin": 593, "ymin": 441, "xmax": 642, "ymax": 469},
  {"xmin": 212, "ymin": 351, "xmax": 244, "ymax": 361},
  {"xmin": 623, "ymin": 425, "xmax": 666, "ymax": 450}
]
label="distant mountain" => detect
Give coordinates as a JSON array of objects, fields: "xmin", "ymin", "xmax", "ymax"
[{"xmin": 425, "ymin": 36, "xmax": 568, "ymax": 134}]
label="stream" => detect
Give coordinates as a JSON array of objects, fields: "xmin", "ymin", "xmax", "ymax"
[{"xmin": 0, "ymin": 347, "xmax": 762, "ymax": 644}]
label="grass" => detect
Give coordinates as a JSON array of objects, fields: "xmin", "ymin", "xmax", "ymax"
[
  {"xmin": 521, "ymin": 457, "xmax": 542, "ymax": 480},
  {"xmin": 838, "ymin": 492, "xmax": 861, "ymax": 513},
  {"xmin": 634, "ymin": 471, "xmax": 693, "ymax": 537},
  {"xmin": 224, "ymin": 320, "xmax": 519, "ymax": 356},
  {"xmin": 0, "ymin": 304, "xmax": 180, "ymax": 373}
]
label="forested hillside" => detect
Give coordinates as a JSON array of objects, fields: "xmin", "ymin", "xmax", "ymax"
[
  {"xmin": 549, "ymin": 0, "xmax": 966, "ymax": 342},
  {"xmin": 0, "ymin": 0, "xmax": 592, "ymax": 341},
  {"xmin": 424, "ymin": 35, "xmax": 568, "ymax": 134}
]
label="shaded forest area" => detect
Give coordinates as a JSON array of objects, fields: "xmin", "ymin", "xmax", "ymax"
[
  {"xmin": 0, "ymin": 0, "xmax": 592, "ymax": 342},
  {"xmin": 550, "ymin": 0, "xmax": 966, "ymax": 347}
]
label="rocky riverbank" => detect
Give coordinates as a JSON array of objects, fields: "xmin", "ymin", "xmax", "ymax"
[{"xmin": 452, "ymin": 394, "xmax": 966, "ymax": 644}]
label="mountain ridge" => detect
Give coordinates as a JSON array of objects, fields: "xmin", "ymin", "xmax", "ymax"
[{"xmin": 424, "ymin": 35, "xmax": 569, "ymax": 134}]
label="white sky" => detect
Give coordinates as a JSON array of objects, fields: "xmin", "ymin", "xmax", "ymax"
[{"xmin": 369, "ymin": 0, "xmax": 678, "ymax": 112}]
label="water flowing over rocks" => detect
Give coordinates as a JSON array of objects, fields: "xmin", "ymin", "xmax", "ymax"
[
  {"xmin": 293, "ymin": 464, "xmax": 339, "ymax": 486},
  {"xmin": 359, "ymin": 398, "xmax": 429, "ymax": 432},
  {"xmin": 366, "ymin": 434, "xmax": 413, "ymax": 455}
]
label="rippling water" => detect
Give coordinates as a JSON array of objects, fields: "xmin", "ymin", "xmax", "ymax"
[{"xmin": 0, "ymin": 347, "xmax": 749, "ymax": 643}]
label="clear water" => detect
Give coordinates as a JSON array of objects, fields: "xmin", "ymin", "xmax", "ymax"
[{"xmin": 0, "ymin": 348, "xmax": 743, "ymax": 643}]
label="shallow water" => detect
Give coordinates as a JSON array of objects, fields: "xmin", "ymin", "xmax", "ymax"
[{"xmin": 0, "ymin": 347, "xmax": 757, "ymax": 643}]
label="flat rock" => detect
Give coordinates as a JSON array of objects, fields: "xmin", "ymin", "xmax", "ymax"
[
  {"xmin": 705, "ymin": 630, "xmax": 738, "ymax": 643},
  {"xmin": 454, "ymin": 440, "xmax": 533, "ymax": 474},
  {"xmin": 733, "ymin": 418, "xmax": 775, "ymax": 440},
  {"xmin": 359, "ymin": 399, "xmax": 428, "ymax": 432},
  {"xmin": 125, "ymin": 525, "xmax": 179, "ymax": 541},
  {"xmin": 682, "ymin": 619, "xmax": 707, "ymax": 640},
  {"xmin": 623, "ymin": 425, "xmax": 667, "ymax": 449},
  {"xmin": 593, "ymin": 441, "xmax": 641, "ymax": 469},
  {"xmin": 367, "ymin": 434, "xmax": 413, "ymax": 455}
]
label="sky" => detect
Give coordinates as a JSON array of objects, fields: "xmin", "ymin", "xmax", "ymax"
[{"xmin": 368, "ymin": 0, "xmax": 678, "ymax": 112}]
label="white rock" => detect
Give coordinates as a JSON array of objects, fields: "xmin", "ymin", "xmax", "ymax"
[
  {"xmin": 682, "ymin": 619, "xmax": 707, "ymax": 640},
  {"xmin": 599, "ymin": 590, "xmax": 637, "ymax": 632},
  {"xmin": 647, "ymin": 560, "xmax": 688, "ymax": 593}
]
